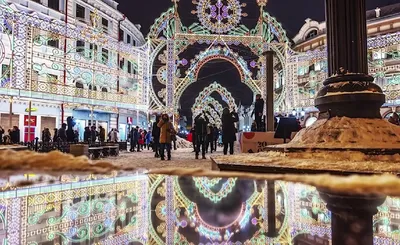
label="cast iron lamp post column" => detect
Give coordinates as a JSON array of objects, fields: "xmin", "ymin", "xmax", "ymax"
[
  {"xmin": 316, "ymin": 0, "xmax": 387, "ymax": 244},
  {"xmin": 315, "ymin": 0, "xmax": 385, "ymax": 119}
]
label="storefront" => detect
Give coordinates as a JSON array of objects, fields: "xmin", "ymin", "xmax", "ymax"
[
  {"xmin": 72, "ymin": 110, "xmax": 112, "ymax": 141},
  {"xmin": 0, "ymin": 99, "xmax": 60, "ymax": 142},
  {"xmin": 118, "ymin": 115, "xmax": 134, "ymax": 141}
]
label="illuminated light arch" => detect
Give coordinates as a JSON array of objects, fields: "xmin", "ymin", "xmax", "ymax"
[
  {"xmin": 192, "ymin": 96, "xmax": 224, "ymax": 126},
  {"xmin": 147, "ymin": 7, "xmax": 175, "ymax": 39},
  {"xmin": 190, "ymin": 48, "xmax": 247, "ymax": 82},
  {"xmin": 193, "ymin": 82, "xmax": 237, "ymax": 112},
  {"xmin": 147, "ymin": 1, "xmax": 291, "ymax": 113},
  {"xmin": 192, "ymin": 96, "xmax": 224, "ymax": 115},
  {"xmin": 174, "ymin": 47, "xmax": 258, "ymax": 110},
  {"xmin": 193, "ymin": 105, "xmax": 222, "ymax": 126}
]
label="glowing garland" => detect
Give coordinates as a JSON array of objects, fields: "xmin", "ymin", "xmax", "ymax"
[
  {"xmin": 192, "ymin": 0, "xmax": 247, "ymax": 34},
  {"xmin": 193, "ymin": 177, "xmax": 237, "ymax": 203},
  {"xmin": 193, "ymin": 82, "xmax": 238, "ymax": 111}
]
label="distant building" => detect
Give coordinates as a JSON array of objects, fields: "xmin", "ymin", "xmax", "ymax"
[
  {"xmin": 288, "ymin": 3, "xmax": 400, "ymax": 127},
  {"xmin": 0, "ymin": 0, "xmax": 147, "ymax": 141}
]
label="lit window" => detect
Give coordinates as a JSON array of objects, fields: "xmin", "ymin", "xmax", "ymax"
[{"xmin": 372, "ymin": 50, "xmax": 387, "ymax": 60}]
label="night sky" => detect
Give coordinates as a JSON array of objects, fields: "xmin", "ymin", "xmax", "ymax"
[{"xmin": 117, "ymin": 0, "xmax": 399, "ymax": 121}]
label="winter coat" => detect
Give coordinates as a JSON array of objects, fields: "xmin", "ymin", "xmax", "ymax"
[
  {"xmin": 58, "ymin": 128, "xmax": 67, "ymax": 141},
  {"xmin": 158, "ymin": 120, "xmax": 175, "ymax": 144},
  {"xmin": 222, "ymin": 112, "xmax": 239, "ymax": 143},
  {"xmin": 253, "ymin": 98, "xmax": 264, "ymax": 115},
  {"xmin": 152, "ymin": 122, "xmax": 160, "ymax": 142},
  {"xmin": 145, "ymin": 132, "xmax": 152, "ymax": 144},
  {"xmin": 99, "ymin": 128, "xmax": 106, "ymax": 142},
  {"xmin": 194, "ymin": 114, "xmax": 209, "ymax": 137},
  {"xmin": 110, "ymin": 131, "xmax": 118, "ymax": 142}
]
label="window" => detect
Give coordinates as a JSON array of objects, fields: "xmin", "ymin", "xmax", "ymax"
[
  {"xmin": 305, "ymin": 30, "xmax": 318, "ymax": 40},
  {"xmin": 132, "ymin": 39, "xmax": 136, "ymax": 46},
  {"xmin": 127, "ymin": 61, "xmax": 132, "ymax": 74},
  {"xmin": 102, "ymin": 48, "xmax": 109, "ymax": 64},
  {"xmin": 119, "ymin": 58, "xmax": 125, "ymax": 69},
  {"xmin": 76, "ymin": 40, "xmax": 85, "ymax": 53},
  {"xmin": 372, "ymin": 50, "xmax": 387, "ymax": 60},
  {"xmin": 88, "ymin": 85, "xmax": 97, "ymax": 91},
  {"xmin": 32, "ymin": 0, "xmax": 40, "ymax": 3},
  {"xmin": 119, "ymin": 29, "xmax": 124, "ymax": 41},
  {"xmin": 127, "ymin": 34, "xmax": 131, "ymax": 44},
  {"xmin": 102, "ymin": 18, "xmax": 108, "ymax": 32},
  {"xmin": 47, "ymin": 0, "xmax": 59, "ymax": 11},
  {"xmin": 89, "ymin": 44, "xmax": 96, "ymax": 59},
  {"xmin": 47, "ymin": 74, "xmax": 58, "ymax": 83},
  {"xmin": 101, "ymin": 87, "xmax": 108, "ymax": 92},
  {"xmin": 47, "ymin": 38, "xmax": 59, "ymax": 48},
  {"xmin": 1, "ymin": 64, "xmax": 10, "ymax": 86},
  {"xmin": 76, "ymin": 4, "xmax": 85, "ymax": 19},
  {"xmin": 75, "ymin": 82, "xmax": 84, "ymax": 88}
]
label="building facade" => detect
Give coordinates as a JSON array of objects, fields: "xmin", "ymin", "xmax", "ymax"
[
  {"xmin": 288, "ymin": 3, "xmax": 400, "ymax": 127},
  {"xmin": 0, "ymin": 0, "xmax": 148, "ymax": 141}
]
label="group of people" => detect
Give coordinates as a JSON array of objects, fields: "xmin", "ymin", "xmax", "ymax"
[
  {"xmin": 128, "ymin": 126, "xmax": 152, "ymax": 152},
  {"xmin": 192, "ymin": 108, "xmax": 239, "ymax": 159},
  {"xmin": 40, "ymin": 124, "xmax": 121, "ymax": 144},
  {"xmin": 0, "ymin": 126, "xmax": 20, "ymax": 144}
]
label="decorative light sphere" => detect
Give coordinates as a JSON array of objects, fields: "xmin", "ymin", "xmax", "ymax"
[{"xmin": 256, "ymin": 0, "xmax": 268, "ymax": 7}]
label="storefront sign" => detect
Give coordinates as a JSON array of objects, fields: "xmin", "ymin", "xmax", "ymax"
[
  {"xmin": 25, "ymin": 107, "xmax": 38, "ymax": 112},
  {"xmin": 127, "ymin": 117, "xmax": 133, "ymax": 125},
  {"xmin": 238, "ymin": 132, "xmax": 296, "ymax": 153},
  {"xmin": 24, "ymin": 115, "xmax": 37, "ymax": 127}
]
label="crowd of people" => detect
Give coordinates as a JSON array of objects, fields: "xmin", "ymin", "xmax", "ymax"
[{"xmin": 0, "ymin": 126, "xmax": 20, "ymax": 144}]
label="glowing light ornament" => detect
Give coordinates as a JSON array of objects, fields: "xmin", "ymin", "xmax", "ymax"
[
  {"xmin": 256, "ymin": 0, "xmax": 268, "ymax": 7},
  {"xmin": 193, "ymin": 177, "xmax": 237, "ymax": 203},
  {"xmin": 192, "ymin": 0, "xmax": 247, "ymax": 34}
]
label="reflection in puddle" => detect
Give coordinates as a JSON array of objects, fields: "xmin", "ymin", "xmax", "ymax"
[{"xmin": 0, "ymin": 174, "xmax": 398, "ymax": 244}]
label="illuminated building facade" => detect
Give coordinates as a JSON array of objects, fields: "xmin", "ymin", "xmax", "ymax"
[
  {"xmin": 289, "ymin": 3, "xmax": 400, "ymax": 127},
  {"xmin": 0, "ymin": 0, "xmax": 147, "ymax": 141}
]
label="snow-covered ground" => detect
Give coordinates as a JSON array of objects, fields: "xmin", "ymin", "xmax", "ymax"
[{"xmin": 103, "ymin": 148, "xmax": 221, "ymax": 170}]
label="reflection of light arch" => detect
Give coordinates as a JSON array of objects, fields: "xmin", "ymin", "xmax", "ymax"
[{"xmin": 193, "ymin": 82, "xmax": 237, "ymax": 112}]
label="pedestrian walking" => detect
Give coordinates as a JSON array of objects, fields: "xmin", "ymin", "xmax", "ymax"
[
  {"xmin": 194, "ymin": 111, "xmax": 209, "ymax": 159},
  {"xmin": 157, "ymin": 113, "xmax": 175, "ymax": 161},
  {"xmin": 221, "ymin": 108, "xmax": 239, "ymax": 155}
]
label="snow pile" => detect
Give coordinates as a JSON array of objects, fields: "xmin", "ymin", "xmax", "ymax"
[
  {"xmin": 286, "ymin": 117, "xmax": 400, "ymax": 149},
  {"xmin": 214, "ymin": 150, "xmax": 400, "ymax": 173},
  {"xmin": 0, "ymin": 150, "xmax": 119, "ymax": 174},
  {"xmin": 175, "ymin": 136, "xmax": 192, "ymax": 149}
]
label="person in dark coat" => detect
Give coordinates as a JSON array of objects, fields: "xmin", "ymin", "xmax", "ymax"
[
  {"xmin": 42, "ymin": 128, "xmax": 51, "ymax": 143},
  {"xmin": 190, "ymin": 126, "xmax": 196, "ymax": 152},
  {"xmin": 152, "ymin": 115, "xmax": 161, "ymax": 157},
  {"xmin": 194, "ymin": 111, "xmax": 209, "ymax": 159},
  {"xmin": 99, "ymin": 126, "xmax": 106, "ymax": 143},
  {"xmin": 206, "ymin": 124, "xmax": 214, "ymax": 153},
  {"xmin": 90, "ymin": 126, "xmax": 97, "ymax": 143},
  {"xmin": 0, "ymin": 126, "xmax": 4, "ymax": 144},
  {"xmin": 10, "ymin": 126, "xmax": 20, "ymax": 144},
  {"xmin": 53, "ymin": 128, "xmax": 58, "ymax": 142},
  {"xmin": 129, "ymin": 126, "xmax": 140, "ymax": 152},
  {"xmin": 83, "ymin": 127, "xmax": 90, "ymax": 143},
  {"xmin": 58, "ymin": 123, "xmax": 67, "ymax": 142},
  {"xmin": 251, "ymin": 94, "xmax": 264, "ymax": 132},
  {"xmin": 221, "ymin": 108, "xmax": 239, "ymax": 155},
  {"xmin": 212, "ymin": 125, "xmax": 219, "ymax": 152}
]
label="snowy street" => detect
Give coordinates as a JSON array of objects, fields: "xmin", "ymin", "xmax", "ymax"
[{"xmin": 100, "ymin": 147, "xmax": 222, "ymax": 170}]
